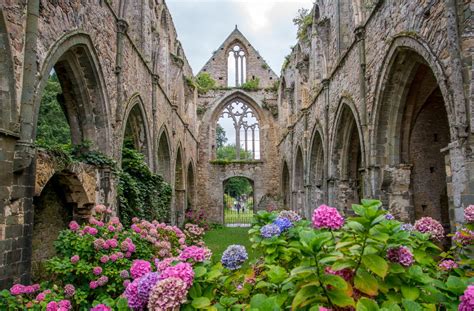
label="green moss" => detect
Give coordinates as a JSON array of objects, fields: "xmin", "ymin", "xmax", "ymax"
[{"xmin": 240, "ymin": 77, "xmax": 260, "ymax": 91}]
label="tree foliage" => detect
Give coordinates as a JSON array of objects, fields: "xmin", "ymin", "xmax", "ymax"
[
  {"xmin": 216, "ymin": 144, "xmax": 253, "ymax": 161},
  {"xmin": 195, "ymin": 72, "xmax": 216, "ymax": 94},
  {"xmin": 224, "ymin": 177, "xmax": 253, "ymax": 198},
  {"xmin": 293, "ymin": 8, "xmax": 312, "ymax": 41},
  {"xmin": 36, "ymin": 73, "xmax": 71, "ymax": 147},
  {"xmin": 216, "ymin": 124, "xmax": 227, "ymax": 148}
]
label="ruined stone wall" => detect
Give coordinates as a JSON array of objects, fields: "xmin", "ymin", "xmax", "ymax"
[
  {"xmin": 199, "ymin": 28, "xmax": 278, "ymax": 88},
  {"xmin": 0, "ymin": 0, "xmax": 198, "ymax": 287},
  {"xmin": 278, "ymin": 0, "xmax": 473, "ymax": 227}
]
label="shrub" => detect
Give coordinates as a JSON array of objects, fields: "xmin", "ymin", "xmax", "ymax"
[
  {"xmin": 240, "ymin": 77, "xmax": 260, "ymax": 91},
  {"xmin": 195, "ymin": 73, "xmax": 216, "ymax": 94}
]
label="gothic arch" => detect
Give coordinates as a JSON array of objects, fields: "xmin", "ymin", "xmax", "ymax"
[
  {"xmin": 281, "ymin": 160, "xmax": 291, "ymax": 209},
  {"xmin": 209, "ymin": 90, "xmax": 266, "ymax": 160},
  {"xmin": 330, "ymin": 99, "xmax": 364, "ymax": 212},
  {"xmin": 186, "ymin": 160, "xmax": 196, "ymax": 211},
  {"xmin": 371, "ymin": 36, "xmax": 458, "ymax": 227},
  {"xmin": 293, "ymin": 145, "xmax": 305, "ymax": 214},
  {"xmin": 30, "ymin": 31, "xmax": 111, "ymax": 152},
  {"xmin": 308, "ymin": 125, "xmax": 325, "ymax": 211},
  {"xmin": 156, "ymin": 125, "xmax": 172, "ymax": 182},
  {"xmin": 0, "ymin": 9, "xmax": 17, "ymax": 132},
  {"xmin": 174, "ymin": 145, "xmax": 185, "ymax": 225},
  {"xmin": 123, "ymin": 95, "xmax": 152, "ymax": 165}
]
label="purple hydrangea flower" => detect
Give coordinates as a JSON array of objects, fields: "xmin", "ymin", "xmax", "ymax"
[
  {"xmin": 273, "ymin": 217, "xmax": 293, "ymax": 231},
  {"xmin": 385, "ymin": 214, "xmax": 394, "ymax": 220},
  {"xmin": 414, "ymin": 217, "xmax": 445, "ymax": 241},
  {"xmin": 459, "ymin": 285, "xmax": 474, "ymax": 311},
  {"xmin": 438, "ymin": 259, "xmax": 458, "ymax": 271},
  {"xmin": 387, "ymin": 246, "xmax": 414, "ymax": 267},
  {"xmin": 278, "ymin": 210, "xmax": 302, "ymax": 222},
  {"xmin": 465, "ymin": 205, "xmax": 474, "ymax": 223},
  {"xmin": 260, "ymin": 224, "xmax": 281, "ymax": 238},
  {"xmin": 221, "ymin": 245, "xmax": 248, "ymax": 270},
  {"xmin": 137, "ymin": 272, "xmax": 160, "ymax": 302}
]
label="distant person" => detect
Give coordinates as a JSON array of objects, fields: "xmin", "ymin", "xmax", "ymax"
[
  {"xmin": 236, "ymin": 202, "xmax": 241, "ymax": 214},
  {"xmin": 242, "ymin": 205, "xmax": 245, "ymax": 213}
]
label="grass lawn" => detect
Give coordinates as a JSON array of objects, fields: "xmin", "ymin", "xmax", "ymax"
[
  {"xmin": 203, "ymin": 227, "xmax": 261, "ymax": 263},
  {"xmin": 224, "ymin": 209, "xmax": 254, "ymax": 224}
]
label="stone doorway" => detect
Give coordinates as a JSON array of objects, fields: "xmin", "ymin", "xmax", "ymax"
[{"xmin": 223, "ymin": 177, "xmax": 255, "ymax": 227}]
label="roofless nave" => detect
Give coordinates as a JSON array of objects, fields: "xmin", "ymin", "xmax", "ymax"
[{"xmin": 0, "ymin": 0, "xmax": 472, "ymax": 287}]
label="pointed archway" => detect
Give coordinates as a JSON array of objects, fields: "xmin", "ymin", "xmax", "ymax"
[
  {"xmin": 309, "ymin": 129, "xmax": 325, "ymax": 214},
  {"xmin": 294, "ymin": 147, "xmax": 305, "ymax": 214},
  {"xmin": 174, "ymin": 147, "xmax": 185, "ymax": 226}
]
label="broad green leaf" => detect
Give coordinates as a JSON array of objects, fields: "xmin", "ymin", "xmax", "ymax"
[
  {"xmin": 356, "ymin": 297, "xmax": 379, "ymax": 311},
  {"xmin": 267, "ymin": 265, "xmax": 288, "ymax": 284},
  {"xmin": 401, "ymin": 300, "xmax": 422, "ymax": 311},
  {"xmin": 446, "ymin": 276, "xmax": 468, "ymax": 295},
  {"xmin": 321, "ymin": 274, "xmax": 348, "ymax": 290},
  {"xmin": 331, "ymin": 259, "xmax": 356, "ymax": 271},
  {"xmin": 327, "ymin": 289, "xmax": 355, "ymax": 307},
  {"xmin": 354, "ymin": 268, "xmax": 379, "ymax": 296},
  {"xmin": 188, "ymin": 283, "xmax": 202, "ymax": 299},
  {"xmin": 192, "ymin": 297, "xmax": 211, "ymax": 309},
  {"xmin": 194, "ymin": 266, "xmax": 207, "ymax": 278},
  {"xmin": 292, "ymin": 285, "xmax": 319, "ymax": 310},
  {"xmin": 362, "ymin": 254, "xmax": 388, "ymax": 278},
  {"xmin": 401, "ymin": 286, "xmax": 420, "ymax": 300}
]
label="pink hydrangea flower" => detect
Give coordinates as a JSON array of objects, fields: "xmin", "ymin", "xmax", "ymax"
[
  {"xmin": 10, "ymin": 284, "xmax": 25, "ymax": 295},
  {"xmin": 130, "ymin": 260, "xmax": 152, "ymax": 279},
  {"xmin": 100, "ymin": 255, "xmax": 109, "ymax": 264},
  {"xmin": 459, "ymin": 285, "xmax": 474, "ymax": 311},
  {"xmin": 93, "ymin": 238, "xmax": 105, "ymax": 250},
  {"xmin": 107, "ymin": 225, "xmax": 115, "ymax": 232},
  {"xmin": 64, "ymin": 284, "xmax": 75, "ymax": 297},
  {"xmin": 110, "ymin": 254, "xmax": 118, "ymax": 262},
  {"xmin": 438, "ymin": 259, "xmax": 458, "ymax": 271},
  {"xmin": 90, "ymin": 304, "xmax": 112, "ymax": 311},
  {"xmin": 70, "ymin": 255, "xmax": 80, "ymax": 264},
  {"xmin": 464, "ymin": 205, "xmax": 474, "ymax": 223},
  {"xmin": 453, "ymin": 228, "xmax": 474, "ymax": 246},
  {"xmin": 124, "ymin": 278, "xmax": 146, "ymax": 309},
  {"xmin": 155, "ymin": 257, "xmax": 178, "ymax": 272},
  {"xmin": 93, "ymin": 266, "xmax": 102, "ymax": 275},
  {"xmin": 387, "ymin": 246, "xmax": 414, "ymax": 267},
  {"xmin": 36, "ymin": 292, "xmax": 46, "ymax": 301},
  {"xmin": 147, "ymin": 277, "xmax": 188, "ymax": 311},
  {"xmin": 97, "ymin": 276, "xmax": 109, "ymax": 286},
  {"xmin": 94, "ymin": 204, "xmax": 107, "ymax": 214},
  {"xmin": 414, "ymin": 217, "xmax": 445, "ymax": 241},
  {"xmin": 68, "ymin": 221, "xmax": 80, "ymax": 231},
  {"xmin": 178, "ymin": 246, "xmax": 212, "ymax": 263},
  {"xmin": 110, "ymin": 216, "xmax": 120, "ymax": 224},
  {"xmin": 89, "ymin": 281, "xmax": 99, "ymax": 289},
  {"xmin": 159, "ymin": 262, "xmax": 194, "ymax": 288},
  {"xmin": 312, "ymin": 205, "xmax": 344, "ymax": 230}
]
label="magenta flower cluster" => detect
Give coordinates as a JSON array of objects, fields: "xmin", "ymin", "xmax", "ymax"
[
  {"xmin": 312, "ymin": 205, "xmax": 344, "ymax": 230},
  {"xmin": 438, "ymin": 259, "xmax": 458, "ymax": 271},
  {"xmin": 63, "ymin": 284, "xmax": 75, "ymax": 297},
  {"xmin": 46, "ymin": 300, "xmax": 71, "ymax": 311},
  {"xmin": 414, "ymin": 217, "xmax": 445, "ymax": 241},
  {"xmin": 386, "ymin": 246, "xmax": 414, "ymax": 267},
  {"xmin": 178, "ymin": 245, "xmax": 212, "ymax": 262},
  {"xmin": 130, "ymin": 259, "xmax": 152, "ymax": 279},
  {"xmin": 159, "ymin": 262, "xmax": 195, "ymax": 289},
  {"xmin": 464, "ymin": 205, "xmax": 474, "ymax": 223},
  {"xmin": 147, "ymin": 277, "xmax": 188, "ymax": 310},
  {"xmin": 90, "ymin": 304, "xmax": 112, "ymax": 311},
  {"xmin": 452, "ymin": 228, "xmax": 474, "ymax": 246},
  {"xmin": 459, "ymin": 285, "xmax": 474, "ymax": 311},
  {"xmin": 10, "ymin": 283, "xmax": 40, "ymax": 295}
]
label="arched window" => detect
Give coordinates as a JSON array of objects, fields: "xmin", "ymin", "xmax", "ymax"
[
  {"xmin": 227, "ymin": 44, "xmax": 246, "ymax": 87},
  {"xmin": 216, "ymin": 100, "xmax": 260, "ymax": 160}
]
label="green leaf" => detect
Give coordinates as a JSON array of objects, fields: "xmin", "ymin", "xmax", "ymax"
[
  {"xmin": 267, "ymin": 265, "xmax": 288, "ymax": 284},
  {"xmin": 354, "ymin": 268, "xmax": 379, "ymax": 296},
  {"xmin": 401, "ymin": 286, "xmax": 420, "ymax": 300},
  {"xmin": 194, "ymin": 266, "xmax": 207, "ymax": 278},
  {"xmin": 220, "ymin": 297, "xmax": 238, "ymax": 307},
  {"xmin": 446, "ymin": 276, "xmax": 468, "ymax": 295},
  {"xmin": 292, "ymin": 286, "xmax": 319, "ymax": 310},
  {"xmin": 401, "ymin": 300, "xmax": 422, "ymax": 311},
  {"xmin": 352, "ymin": 204, "xmax": 366, "ymax": 216},
  {"xmin": 356, "ymin": 297, "xmax": 379, "ymax": 311},
  {"xmin": 192, "ymin": 297, "xmax": 211, "ymax": 309},
  {"xmin": 327, "ymin": 289, "xmax": 355, "ymax": 307},
  {"xmin": 321, "ymin": 274, "xmax": 348, "ymax": 290},
  {"xmin": 362, "ymin": 254, "xmax": 388, "ymax": 278},
  {"xmin": 188, "ymin": 283, "xmax": 202, "ymax": 299}
]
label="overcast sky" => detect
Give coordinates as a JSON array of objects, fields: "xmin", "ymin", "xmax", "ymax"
[{"xmin": 166, "ymin": 0, "xmax": 313, "ymax": 75}]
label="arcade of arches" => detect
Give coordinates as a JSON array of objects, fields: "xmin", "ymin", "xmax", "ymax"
[{"xmin": 0, "ymin": 1, "xmax": 472, "ymax": 287}]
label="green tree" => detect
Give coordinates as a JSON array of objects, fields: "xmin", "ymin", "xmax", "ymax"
[
  {"xmin": 216, "ymin": 124, "xmax": 227, "ymax": 148},
  {"xmin": 293, "ymin": 8, "xmax": 312, "ymax": 40},
  {"xmin": 36, "ymin": 73, "xmax": 71, "ymax": 147},
  {"xmin": 224, "ymin": 177, "xmax": 253, "ymax": 198},
  {"xmin": 216, "ymin": 144, "xmax": 253, "ymax": 160}
]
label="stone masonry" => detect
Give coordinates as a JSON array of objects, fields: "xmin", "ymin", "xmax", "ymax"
[{"xmin": 0, "ymin": 0, "xmax": 473, "ymax": 288}]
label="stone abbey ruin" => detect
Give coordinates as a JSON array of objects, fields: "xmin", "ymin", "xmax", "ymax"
[{"xmin": 0, "ymin": 0, "xmax": 472, "ymax": 287}]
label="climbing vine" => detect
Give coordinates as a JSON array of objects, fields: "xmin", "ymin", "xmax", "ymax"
[{"xmin": 118, "ymin": 147, "xmax": 172, "ymax": 226}]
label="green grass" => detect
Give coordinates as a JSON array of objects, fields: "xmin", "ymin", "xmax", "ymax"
[{"xmin": 203, "ymin": 227, "xmax": 260, "ymax": 263}]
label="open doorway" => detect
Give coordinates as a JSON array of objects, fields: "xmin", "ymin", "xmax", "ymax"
[{"xmin": 223, "ymin": 177, "xmax": 254, "ymax": 227}]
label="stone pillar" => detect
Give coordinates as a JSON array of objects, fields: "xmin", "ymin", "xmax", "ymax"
[{"xmin": 380, "ymin": 164, "xmax": 413, "ymax": 222}]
